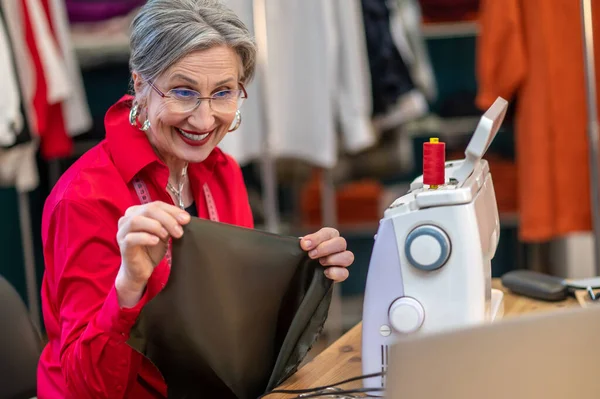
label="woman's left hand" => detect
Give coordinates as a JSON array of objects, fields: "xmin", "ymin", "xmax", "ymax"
[{"xmin": 301, "ymin": 228, "xmax": 354, "ymax": 282}]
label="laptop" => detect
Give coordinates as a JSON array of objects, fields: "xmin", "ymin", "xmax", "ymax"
[{"xmin": 386, "ymin": 305, "xmax": 600, "ymax": 399}]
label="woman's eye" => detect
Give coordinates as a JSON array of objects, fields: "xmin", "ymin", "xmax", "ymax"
[
  {"xmin": 171, "ymin": 89, "xmax": 197, "ymax": 99},
  {"xmin": 213, "ymin": 90, "xmax": 234, "ymax": 100}
]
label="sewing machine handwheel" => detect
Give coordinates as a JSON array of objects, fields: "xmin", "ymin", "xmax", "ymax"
[{"xmin": 405, "ymin": 225, "xmax": 451, "ymax": 271}]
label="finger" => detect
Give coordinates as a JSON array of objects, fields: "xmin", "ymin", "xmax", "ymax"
[
  {"xmin": 118, "ymin": 215, "xmax": 169, "ymax": 241},
  {"xmin": 141, "ymin": 204, "xmax": 187, "ymax": 238},
  {"xmin": 124, "ymin": 204, "xmax": 143, "ymax": 218},
  {"xmin": 301, "ymin": 227, "xmax": 340, "ymax": 251},
  {"xmin": 324, "ymin": 267, "xmax": 349, "ymax": 282},
  {"xmin": 318, "ymin": 250, "xmax": 354, "ymax": 267},
  {"xmin": 119, "ymin": 232, "xmax": 161, "ymax": 250},
  {"xmin": 150, "ymin": 201, "xmax": 191, "ymax": 224},
  {"xmin": 126, "ymin": 201, "xmax": 191, "ymax": 225},
  {"xmin": 308, "ymin": 236, "xmax": 347, "ymax": 259}
]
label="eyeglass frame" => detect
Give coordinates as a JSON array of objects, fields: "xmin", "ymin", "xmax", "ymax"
[{"xmin": 147, "ymin": 80, "xmax": 248, "ymax": 114}]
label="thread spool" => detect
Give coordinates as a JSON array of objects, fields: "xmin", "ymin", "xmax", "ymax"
[{"xmin": 423, "ymin": 138, "xmax": 445, "ymax": 189}]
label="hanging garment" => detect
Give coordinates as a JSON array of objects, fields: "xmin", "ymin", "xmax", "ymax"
[
  {"xmin": 361, "ymin": 0, "xmax": 428, "ymax": 132},
  {"xmin": 22, "ymin": 0, "xmax": 72, "ymax": 159},
  {"xmin": 46, "ymin": 0, "xmax": 93, "ymax": 136},
  {"xmin": 0, "ymin": 16, "xmax": 22, "ymax": 147},
  {"xmin": 0, "ymin": 3, "xmax": 38, "ymax": 193},
  {"xmin": 389, "ymin": 0, "xmax": 437, "ymax": 103},
  {"xmin": 0, "ymin": 0, "xmax": 36, "ymax": 138},
  {"xmin": 1, "ymin": 0, "xmax": 91, "ymax": 160},
  {"xmin": 221, "ymin": 0, "xmax": 375, "ymax": 169},
  {"xmin": 476, "ymin": 0, "xmax": 599, "ymax": 241},
  {"xmin": 361, "ymin": 0, "xmax": 416, "ymax": 115},
  {"xmin": 128, "ymin": 217, "xmax": 333, "ymax": 399},
  {"xmin": 217, "ymin": 0, "xmax": 267, "ymax": 167}
]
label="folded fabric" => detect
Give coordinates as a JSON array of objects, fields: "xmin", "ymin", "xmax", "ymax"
[
  {"xmin": 128, "ymin": 217, "xmax": 333, "ymax": 399},
  {"xmin": 419, "ymin": 0, "xmax": 479, "ymax": 21},
  {"xmin": 65, "ymin": 0, "xmax": 145, "ymax": 22}
]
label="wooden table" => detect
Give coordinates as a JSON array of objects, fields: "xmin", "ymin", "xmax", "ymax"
[{"xmin": 270, "ymin": 279, "xmax": 579, "ymax": 398}]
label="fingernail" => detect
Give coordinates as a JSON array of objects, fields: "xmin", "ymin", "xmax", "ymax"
[
  {"xmin": 309, "ymin": 249, "xmax": 317, "ymax": 258},
  {"xmin": 175, "ymin": 225, "xmax": 183, "ymax": 236},
  {"xmin": 177, "ymin": 213, "xmax": 189, "ymax": 223},
  {"xmin": 303, "ymin": 240, "xmax": 312, "ymax": 249},
  {"xmin": 160, "ymin": 228, "xmax": 168, "ymax": 238},
  {"xmin": 324, "ymin": 269, "xmax": 331, "ymax": 278}
]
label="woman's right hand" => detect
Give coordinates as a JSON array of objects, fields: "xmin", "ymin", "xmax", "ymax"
[{"xmin": 115, "ymin": 201, "xmax": 191, "ymax": 307}]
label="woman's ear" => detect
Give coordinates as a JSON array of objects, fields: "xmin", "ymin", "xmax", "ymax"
[
  {"xmin": 132, "ymin": 71, "xmax": 143, "ymax": 95},
  {"xmin": 131, "ymin": 72, "xmax": 149, "ymax": 109}
]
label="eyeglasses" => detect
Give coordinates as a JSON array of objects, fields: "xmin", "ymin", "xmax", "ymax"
[{"xmin": 148, "ymin": 81, "xmax": 248, "ymax": 115}]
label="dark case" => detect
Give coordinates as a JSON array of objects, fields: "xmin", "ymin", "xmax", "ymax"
[{"xmin": 501, "ymin": 270, "xmax": 568, "ymax": 302}]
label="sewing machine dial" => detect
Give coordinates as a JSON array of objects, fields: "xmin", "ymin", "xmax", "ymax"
[
  {"xmin": 388, "ymin": 297, "xmax": 425, "ymax": 334},
  {"xmin": 405, "ymin": 225, "xmax": 451, "ymax": 271}
]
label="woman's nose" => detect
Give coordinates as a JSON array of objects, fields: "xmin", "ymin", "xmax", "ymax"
[{"xmin": 188, "ymin": 100, "xmax": 215, "ymax": 130}]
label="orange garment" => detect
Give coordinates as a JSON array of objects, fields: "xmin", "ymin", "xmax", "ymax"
[{"xmin": 476, "ymin": 0, "xmax": 600, "ymax": 242}]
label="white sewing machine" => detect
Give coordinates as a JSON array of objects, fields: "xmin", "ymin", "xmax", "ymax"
[{"xmin": 362, "ymin": 97, "xmax": 509, "ymax": 390}]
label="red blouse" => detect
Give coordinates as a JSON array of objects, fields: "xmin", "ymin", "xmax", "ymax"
[{"xmin": 37, "ymin": 95, "xmax": 254, "ymax": 398}]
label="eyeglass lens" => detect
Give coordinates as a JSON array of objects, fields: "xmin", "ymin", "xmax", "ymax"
[{"xmin": 167, "ymin": 88, "xmax": 244, "ymax": 114}]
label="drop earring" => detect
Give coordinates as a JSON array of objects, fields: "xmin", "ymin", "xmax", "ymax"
[
  {"xmin": 228, "ymin": 110, "xmax": 242, "ymax": 132},
  {"xmin": 129, "ymin": 101, "xmax": 151, "ymax": 131},
  {"xmin": 141, "ymin": 118, "xmax": 151, "ymax": 132}
]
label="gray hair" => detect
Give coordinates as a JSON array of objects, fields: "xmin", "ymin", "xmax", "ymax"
[{"xmin": 129, "ymin": 0, "xmax": 256, "ymax": 95}]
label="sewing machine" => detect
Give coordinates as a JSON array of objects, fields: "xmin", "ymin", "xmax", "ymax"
[{"xmin": 361, "ymin": 97, "xmax": 509, "ymax": 390}]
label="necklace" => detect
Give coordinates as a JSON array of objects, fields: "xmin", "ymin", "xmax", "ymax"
[{"xmin": 166, "ymin": 163, "xmax": 188, "ymax": 210}]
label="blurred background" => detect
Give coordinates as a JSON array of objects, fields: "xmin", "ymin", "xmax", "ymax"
[{"xmin": 1, "ymin": 0, "xmax": 599, "ymax": 338}]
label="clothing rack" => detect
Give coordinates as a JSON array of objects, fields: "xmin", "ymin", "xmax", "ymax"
[{"xmin": 581, "ymin": 0, "xmax": 600, "ymax": 276}]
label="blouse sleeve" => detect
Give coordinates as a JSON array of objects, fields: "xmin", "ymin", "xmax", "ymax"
[
  {"xmin": 46, "ymin": 199, "xmax": 153, "ymax": 398},
  {"xmin": 475, "ymin": 0, "xmax": 527, "ymax": 109}
]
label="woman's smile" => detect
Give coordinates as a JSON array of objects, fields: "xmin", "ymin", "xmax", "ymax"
[{"xmin": 175, "ymin": 126, "xmax": 215, "ymax": 146}]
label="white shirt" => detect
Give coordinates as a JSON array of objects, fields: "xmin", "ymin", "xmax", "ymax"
[
  {"xmin": 0, "ymin": 16, "xmax": 22, "ymax": 147},
  {"xmin": 219, "ymin": 0, "xmax": 376, "ymax": 168},
  {"xmin": 218, "ymin": 0, "xmax": 268, "ymax": 167}
]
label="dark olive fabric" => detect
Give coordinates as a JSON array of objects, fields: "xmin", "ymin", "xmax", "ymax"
[
  {"xmin": 128, "ymin": 218, "xmax": 333, "ymax": 399},
  {"xmin": 0, "ymin": 275, "xmax": 43, "ymax": 399}
]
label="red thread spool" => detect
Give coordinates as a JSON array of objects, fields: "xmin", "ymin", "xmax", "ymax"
[{"xmin": 423, "ymin": 138, "xmax": 445, "ymax": 187}]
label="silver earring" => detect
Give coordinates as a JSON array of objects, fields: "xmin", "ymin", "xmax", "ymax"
[
  {"xmin": 129, "ymin": 102, "xmax": 140, "ymax": 127},
  {"xmin": 129, "ymin": 101, "xmax": 151, "ymax": 131},
  {"xmin": 228, "ymin": 110, "xmax": 242, "ymax": 132}
]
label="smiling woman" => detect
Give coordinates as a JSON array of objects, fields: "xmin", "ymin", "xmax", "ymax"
[
  {"xmin": 134, "ymin": 46, "xmax": 247, "ymax": 169},
  {"xmin": 36, "ymin": 0, "xmax": 354, "ymax": 398}
]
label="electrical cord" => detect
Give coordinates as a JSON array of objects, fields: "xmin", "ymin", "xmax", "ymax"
[
  {"xmin": 256, "ymin": 371, "xmax": 386, "ymax": 399},
  {"xmin": 292, "ymin": 387, "xmax": 385, "ymax": 398}
]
